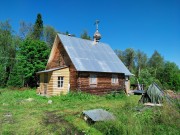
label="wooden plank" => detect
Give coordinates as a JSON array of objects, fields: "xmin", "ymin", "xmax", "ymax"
[{"xmin": 50, "ymin": 67, "xmax": 70, "ymax": 95}]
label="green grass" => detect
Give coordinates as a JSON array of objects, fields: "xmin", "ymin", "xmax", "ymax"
[{"xmin": 0, "ymin": 88, "xmax": 179, "ymax": 135}]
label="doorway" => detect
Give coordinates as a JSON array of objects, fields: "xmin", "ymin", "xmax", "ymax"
[{"xmin": 44, "ymin": 73, "xmax": 48, "ymax": 94}]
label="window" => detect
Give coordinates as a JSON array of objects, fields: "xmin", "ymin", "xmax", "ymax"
[
  {"xmin": 112, "ymin": 74, "xmax": 118, "ymax": 84},
  {"xmin": 58, "ymin": 76, "xmax": 64, "ymax": 88},
  {"xmin": 89, "ymin": 74, "xmax": 97, "ymax": 87}
]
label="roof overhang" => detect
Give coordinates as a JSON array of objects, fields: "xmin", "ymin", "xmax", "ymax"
[
  {"xmin": 36, "ymin": 66, "xmax": 68, "ymax": 74},
  {"xmin": 125, "ymin": 73, "xmax": 134, "ymax": 76}
]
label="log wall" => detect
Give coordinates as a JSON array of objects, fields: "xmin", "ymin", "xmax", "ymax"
[
  {"xmin": 69, "ymin": 65, "xmax": 78, "ymax": 91},
  {"xmin": 77, "ymin": 72, "xmax": 125, "ymax": 95}
]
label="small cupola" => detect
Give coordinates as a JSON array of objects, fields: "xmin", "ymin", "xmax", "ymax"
[{"xmin": 93, "ymin": 20, "xmax": 101, "ymax": 43}]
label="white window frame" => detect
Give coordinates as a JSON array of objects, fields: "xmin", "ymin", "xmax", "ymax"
[
  {"xmin": 112, "ymin": 74, "xmax": 118, "ymax": 84},
  {"xmin": 58, "ymin": 76, "xmax": 64, "ymax": 88},
  {"xmin": 89, "ymin": 74, "xmax": 97, "ymax": 87}
]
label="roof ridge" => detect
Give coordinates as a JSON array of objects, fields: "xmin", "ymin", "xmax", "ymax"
[{"xmin": 58, "ymin": 33, "xmax": 109, "ymax": 45}]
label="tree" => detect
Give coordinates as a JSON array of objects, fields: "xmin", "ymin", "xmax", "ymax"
[
  {"xmin": 123, "ymin": 48, "xmax": 135, "ymax": 72},
  {"xmin": 114, "ymin": 49, "xmax": 125, "ymax": 63},
  {"xmin": 44, "ymin": 25, "xmax": 56, "ymax": 48},
  {"xmin": 159, "ymin": 62, "xmax": 180, "ymax": 91},
  {"xmin": 80, "ymin": 30, "xmax": 91, "ymax": 40},
  {"xmin": 0, "ymin": 20, "xmax": 16, "ymax": 87},
  {"xmin": 32, "ymin": 13, "xmax": 43, "ymax": 40},
  {"xmin": 148, "ymin": 50, "xmax": 164, "ymax": 77},
  {"xmin": 135, "ymin": 50, "xmax": 147, "ymax": 77},
  {"xmin": 19, "ymin": 21, "xmax": 33, "ymax": 39},
  {"xmin": 138, "ymin": 69, "xmax": 154, "ymax": 89},
  {"xmin": 7, "ymin": 60, "xmax": 24, "ymax": 87},
  {"xmin": 19, "ymin": 39, "xmax": 50, "ymax": 87}
]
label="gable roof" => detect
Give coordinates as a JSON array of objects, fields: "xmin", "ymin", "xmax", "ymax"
[{"xmin": 57, "ymin": 34, "xmax": 132, "ymax": 75}]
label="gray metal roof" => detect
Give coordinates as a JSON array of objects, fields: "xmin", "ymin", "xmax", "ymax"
[
  {"xmin": 36, "ymin": 66, "xmax": 67, "ymax": 74},
  {"xmin": 58, "ymin": 34, "xmax": 132, "ymax": 75},
  {"xmin": 82, "ymin": 109, "xmax": 115, "ymax": 121}
]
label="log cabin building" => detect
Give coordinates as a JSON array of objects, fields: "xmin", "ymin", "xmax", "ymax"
[{"xmin": 37, "ymin": 27, "xmax": 132, "ymax": 96}]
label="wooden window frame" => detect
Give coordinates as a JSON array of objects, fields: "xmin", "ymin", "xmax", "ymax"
[
  {"xmin": 58, "ymin": 76, "xmax": 64, "ymax": 88},
  {"xmin": 89, "ymin": 74, "xmax": 97, "ymax": 87},
  {"xmin": 111, "ymin": 74, "xmax": 118, "ymax": 84}
]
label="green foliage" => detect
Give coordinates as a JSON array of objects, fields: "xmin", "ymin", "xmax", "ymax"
[
  {"xmin": 0, "ymin": 20, "xmax": 16, "ymax": 87},
  {"xmin": 159, "ymin": 62, "xmax": 180, "ymax": 91},
  {"xmin": 19, "ymin": 39, "xmax": 50, "ymax": 87},
  {"xmin": 80, "ymin": 30, "xmax": 91, "ymax": 40},
  {"xmin": 7, "ymin": 62, "xmax": 24, "ymax": 87},
  {"xmin": 148, "ymin": 50, "xmax": 164, "ymax": 77},
  {"xmin": 138, "ymin": 68, "xmax": 156, "ymax": 89},
  {"xmin": 0, "ymin": 66, "xmax": 8, "ymax": 87},
  {"xmin": 115, "ymin": 48, "xmax": 180, "ymax": 91},
  {"xmin": 55, "ymin": 91, "xmax": 99, "ymax": 102}
]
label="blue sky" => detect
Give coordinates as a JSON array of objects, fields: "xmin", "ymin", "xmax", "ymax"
[{"xmin": 0, "ymin": 0, "xmax": 180, "ymax": 68}]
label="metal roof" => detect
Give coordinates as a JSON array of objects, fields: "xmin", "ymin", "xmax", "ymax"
[
  {"xmin": 82, "ymin": 109, "xmax": 115, "ymax": 121},
  {"xmin": 58, "ymin": 34, "xmax": 132, "ymax": 75},
  {"xmin": 36, "ymin": 66, "xmax": 67, "ymax": 74}
]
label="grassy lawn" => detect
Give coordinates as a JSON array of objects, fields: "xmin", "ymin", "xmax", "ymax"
[{"xmin": 0, "ymin": 88, "xmax": 179, "ymax": 135}]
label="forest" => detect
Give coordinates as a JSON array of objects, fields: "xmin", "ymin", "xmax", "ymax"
[{"xmin": 0, "ymin": 14, "xmax": 179, "ymax": 91}]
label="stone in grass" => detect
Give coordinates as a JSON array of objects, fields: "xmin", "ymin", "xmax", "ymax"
[
  {"xmin": 3, "ymin": 113, "xmax": 14, "ymax": 124},
  {"xmin": 4, "ymin": 112, "xmax": 12, "ymax": 117},
  {"xmin": 48, "ymin": 100, "xmax": 52, "ymax": 104},
  {"xmin": 25, "ymin": 98, "xmax": 34, "ymax": 102}
]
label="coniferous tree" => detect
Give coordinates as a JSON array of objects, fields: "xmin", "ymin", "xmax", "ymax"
[
  {"xmin": 32, "ymin": 13, "xmax": 43, "ymax": 40},
  {"xmin": 148, "ymin": 50, "xmax": 164, "ymax": 78}
]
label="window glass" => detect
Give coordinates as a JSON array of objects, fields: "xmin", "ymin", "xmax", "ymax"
[
  {"xmin": 90, "ymin": 74, "xmax": 97, "ymax": 86},
  {"xmin": 112, "ymin": 74, "xmax": 118, "ymax": 84},
  {"xmin": 58, "ymin": 76, "xmax": 64, "ymax": 88}
]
